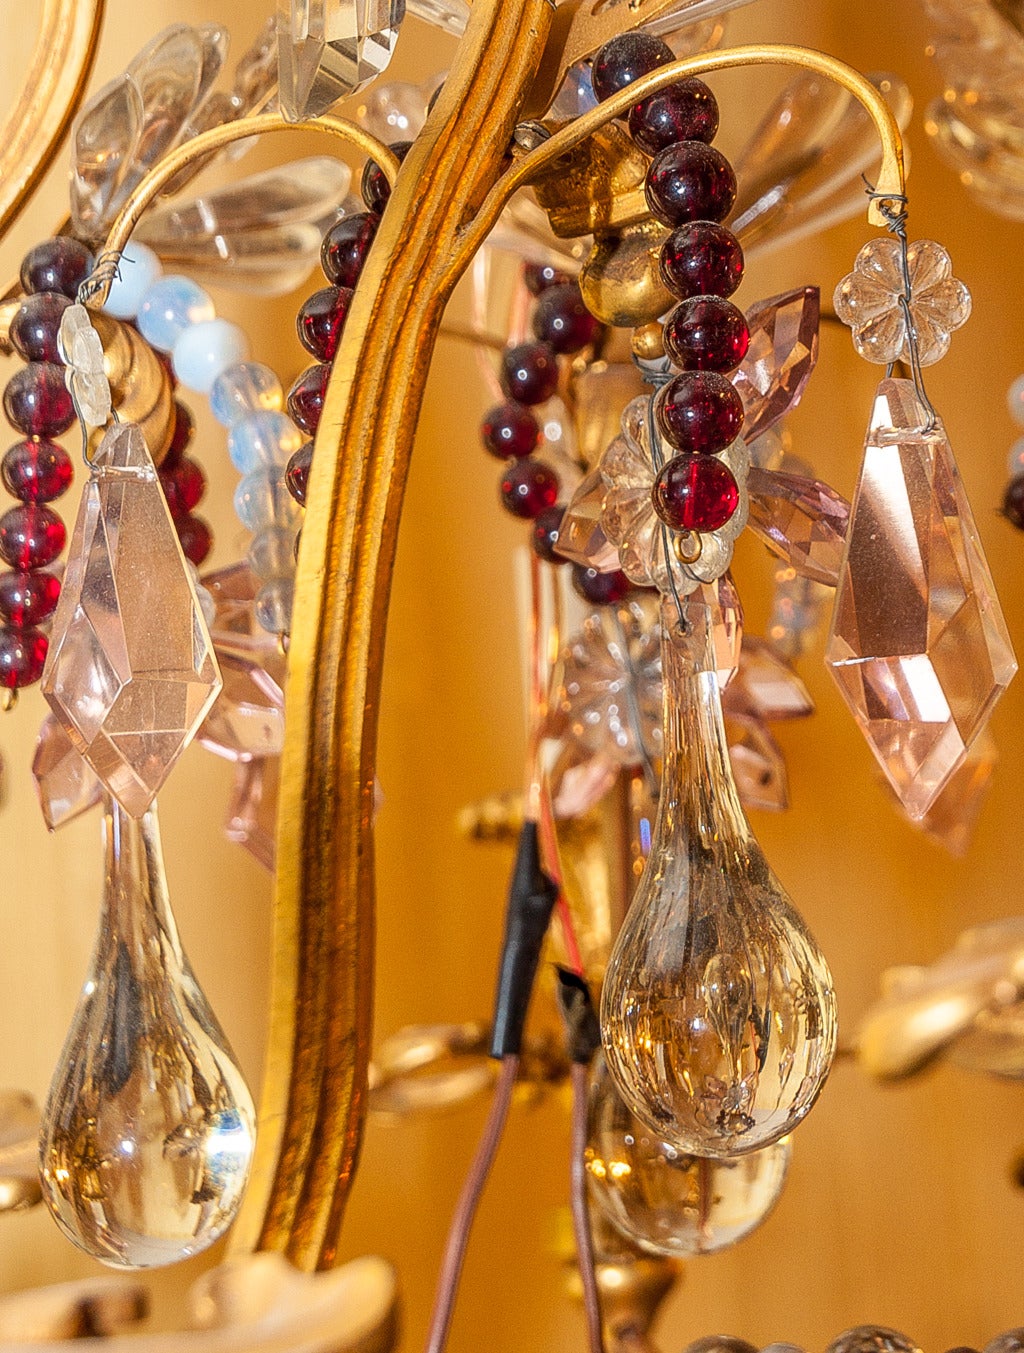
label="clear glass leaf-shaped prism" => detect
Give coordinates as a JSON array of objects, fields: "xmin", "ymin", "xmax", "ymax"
[
  {"xmin": 279, "ymin": 0, "xmax": 407, "ymax": 120},
  {"xmin": 42, "ymin": 425, "xmax": 222, "ymax": 818}
]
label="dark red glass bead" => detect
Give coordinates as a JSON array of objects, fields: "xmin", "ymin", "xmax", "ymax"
[
  {"xmin": 572, "ymin": 565, "xmax": 632, "ymax": 605},
  {"xmin": 663, "ymin": 297, "xmax": 749, "ymax": 374},
  {"xmin": 532, "ymin": 283, "xmax": 602, "ymax": 355},
  {"xmin": 524, "ymin": 263, "xmax": 570, "ymax": 296},
  {"xmin": 9, "ymin": 292, "xmax": 73, "ymax": 363},
  {"xmin": 0, "ymin": 503, "xmax": 65, "ymax": 569},
  {"xmin": 656, "ymin": 371, "xmax": 743, "ymax": 454},
  {"xmin": 286, "ymin": 442, "xmax": 314, "ymax": 505},
  {"xmin": 628, "ymin": 78, "xmax": 719, "ymax": 154},
  {"xmin": 19, "ymin": 238, "xmax": 93, "ymax": 299},
  {"xmin": 321, "ymin": 212, "xmax": 379, "ymax": 287},
  {"xmin": 660, "ymin": 221, "xmax": 744, "ymax": 300},
  {"xmin": 499, "ymin": 458, "xmax": 559, "ymax": 519},
  {"xmin": 287, "ymin": 364, "xmax": 331, "ymax": 435},
  {"xmin": 1003, "ymin": 475, "xmax": 1024, "ymax": 528},
  {"xmin": 531, "ymin": 504, "xmax": 568, "ymax": 564},
  {"xmin": 0, "ymin": 570, "xmax": 60, "ymax": 626},
  {"xmin": 0, "ymin": 626, "xmax": 48, "ymax": 688},
  {"xmin": 500, "ymin": 341, "xmax": 559, "ymax": 406},
  {"xmin": 652, "ymin": 453, "xmax": 738, "ymax": 532},
  {"xmin": 175, "ymin": 513, "xmax": 212, "ymax": 566},
  {"xmin": 159, "ymin": 456, "xmax": 205, "ymax": 517},
  {"xmin": 645, "ymin": 141, "xmax": 737, "ymax": 226},
  {"xmin": 297, "ymin": 285, "xmax": 354, "ymax": 362},
  {"xmin": 591, "ymin": 32, "xmax": 674, "ymax": 103},
  {"xmin": 481, "ymin": 402, "xmax": 540, "ymax": 459},
  {"xmin": 161, "ymin": 400, "xmax": 195, "ymax": 471},
  {"xmin": 1, "ymin": 439, "xmax": 73, "ymax": 503},
  {"xmin": 361, "ymin": 140, "xmax": 412, "ymax": 212},
  {"xmin": 3, "ymin": 363, "xmax": 75, "ymax": 438}
]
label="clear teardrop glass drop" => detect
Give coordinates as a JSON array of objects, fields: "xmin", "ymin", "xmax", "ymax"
[
  {"xmin": 600, "ymin": 599, "xmax": 836, "ymax": 1157},
  {"xmin": 39, "ymin": 797, "xmax": 256, "ymax": 1268},
  {"xmin": 586, "ymin": 1053, "xmax": 790, "ymax": 1256}
]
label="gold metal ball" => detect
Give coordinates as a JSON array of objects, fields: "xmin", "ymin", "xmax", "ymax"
[
  {"xmin": 631, "ymin": 322, "xmax": 666, "ymax": 361},
  {"xmin": 90, "ymin": 314, "xmax": 175, "ymax": 464},
  {"xmin": 579, "ymin": 221, "xmax": 673, "ymax": 329}
]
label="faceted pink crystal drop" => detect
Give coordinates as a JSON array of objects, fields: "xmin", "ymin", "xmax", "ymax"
[
  {"xmin": 747, "ymin": 466, "xmax": 850, "ymax": 586},
  {"xmin": 725, "ymin": 714, "xmax": 789, "ymax": 812},
  {"xmin": 556, "ymin": 468, "xmax": 621, "ymax": 572},
  {"xmin": 725, "ymin": 638, "xmax": 814, "ymax": 723},
  {"xmin": 825, "ymin": 379, "xmax": 1016, "ymax": 819},
  {"xmin": 225, "ymin": 756, "xmax": 279, "ymax": 870},
  {"xmin": 41, "ymin": 424, "xmax": 221, "ymax": 817},
  {"xmin": 198, "ymin": 652, "xmax": 284, "ymax": 762},
  {"xmin": 733, "ymin": 287, "xmax": 819, "ymax": 444}
]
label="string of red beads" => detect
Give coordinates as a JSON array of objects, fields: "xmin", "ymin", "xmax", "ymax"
[
  {"xmin": 480, "ymin": 267, "xmax": 634, "ymax": 605},
  {"xmin": 591, "ymin": 32, "xmax": 749, "ymax": 538}
]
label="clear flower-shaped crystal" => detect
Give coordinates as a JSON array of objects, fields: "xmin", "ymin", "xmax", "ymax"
[
  {"xmin": 599, "ymin": 396, "xmax": 748, "ymax": 597},
  {"xmin": 833, "ymin": 237, "xmax": 971, "ymax": 367}
]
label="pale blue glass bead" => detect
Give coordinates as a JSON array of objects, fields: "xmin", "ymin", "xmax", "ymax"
[
  {"xmin": 137, "ymin": 275, "xmax": 215, "ymax": 351},
  {"xmin": 210, "ymin": 362, "xmax": 285, "ymax": 426},
  {"xmin": 248, "ymin": 526, "xmax": 296, "ymax": 581},
  {"xmin": 1008, "ymin": 375, "xmax": 1024, "ymax": 428},
  {"xmin": 1008, "ymin": 437, "xmax": 1024, "ymax": 476},
  {"xmin": 103, "ymin": 242, "xmax": 163, "ymax": 321},
  {"xmin": 228, "ymin": 411, "xmax": 304, "ymax": 473},
  {"xmin": 234, "ymin": 468, "xmax": 300, "ymax": 532},
  {"xmin": 255, "ymin": 576, "xmax": 295, "ymax": 634},
  {"xmin": 173, "ymin": 319, "xmax": 250, "ymax": 395}
]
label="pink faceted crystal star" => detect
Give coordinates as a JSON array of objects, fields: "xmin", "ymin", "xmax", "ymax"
[{"xmin": 833, "ymin": 237, "xmax": 971, "ymax": 367}]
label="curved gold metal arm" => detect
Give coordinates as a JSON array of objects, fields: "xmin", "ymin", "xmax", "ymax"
[
  {"xmin": 0, "ymin": 0, "xmax": 104, "ymax": 243},
  {"xmin": 88, "ymin": 115, "xmax": 399, "ymax": 305},
  {"xmin": 455, "ymin": 43, "xmax": 907, "ymax": 272}
]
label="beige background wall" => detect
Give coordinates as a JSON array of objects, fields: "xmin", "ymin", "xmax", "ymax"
[{"xmin": 1, "ymin": 0, "xmax": 1023, "ymax": 1345}]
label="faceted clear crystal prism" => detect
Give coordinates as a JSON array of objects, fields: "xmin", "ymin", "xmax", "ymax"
[
  {"xmin": 826, "ymin": 379, "xmax": 1016, "ymax": 819},
  {"xmin": 278, "ymin": 0, "xmax": 407, "ymax": 120},
  {"xmin": 746, "ymin": 465, "xmax": 850, "ymax": 586},
  {"xmin": 556, "ymin": 468, "xmax": 621, "ymax": 572},
  {"xmin": 733, "ymin": 288, "xmax": 819, "ymax": 444},
  {"xmin": 42, "ymin": 424, "xmax": 222, "ymax": 818},
  {"xmin": 32, "ymin": 715, "xmax": 103, "ymax": 832}
]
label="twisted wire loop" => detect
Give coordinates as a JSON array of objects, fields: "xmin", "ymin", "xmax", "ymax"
[
  {"xmin": 77, "ymin": 251, "xmax": 124, "ymax": 306},
  {"xmin": 864, "ymin": 178, "xmax": 940, "ymax": 433}
]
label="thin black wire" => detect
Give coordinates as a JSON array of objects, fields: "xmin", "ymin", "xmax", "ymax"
[{"xmin": 862, "ymin": 178, "xmax": 940, "ymax": 433}]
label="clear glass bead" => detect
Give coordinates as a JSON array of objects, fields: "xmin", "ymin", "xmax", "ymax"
[
  {"xmin": 173, "ymin": 319, "xmax": 250, "ymax": 395},
  {"xmin": 255, "ymin": 576, "xmax": 295, "ymax": 633},
  {"xmin": 1008, "ymin": 375, "xmax": 1024, "ymax": 428},
  {"xmin": 102, "ymin": 242, "xmax": 163, "ymax": 321},
  {"xmin": 248, "ymin": 525, "xmax": 296, "ymax": 581},
  {"xmin": 228, "ymin": 411, "xmax": 304, "ymax": 472},
  {"xmin": 137, "ymin": 275, "xmax": 214, "ymax": 352},
  {"xmin": 1007, "ymin": 436, "xmax": 1024, "ymax": 476},
  {"xmin": 234, "ymin": 467, "xmax": 300, "ymax": 532},
  {"xmin": 211, "ymin": 362, "xmax": 285, "ymax": 426}
]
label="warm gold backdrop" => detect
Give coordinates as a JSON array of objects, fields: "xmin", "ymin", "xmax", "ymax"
[{"xmin": 0, "ymin": 0, "xmax": 1022, "ymax": 1344}]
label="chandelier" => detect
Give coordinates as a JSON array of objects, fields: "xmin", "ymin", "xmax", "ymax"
[{"xmin": 0, "ymin": 0, "xmax": 1023, "ymax": 1348}]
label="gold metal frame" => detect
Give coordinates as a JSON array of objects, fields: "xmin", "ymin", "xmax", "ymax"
[
  {"xmin": 78, "ymin": 18, "xmax": 906, "ymax": 1271},
  {"xmin": 0, "ymin": 0, "xmax": 104, "ymax": 241}
]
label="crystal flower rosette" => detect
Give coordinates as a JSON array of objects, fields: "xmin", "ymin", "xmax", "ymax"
[
  {"xmin": 833, "ymin": 237, "xmax": 971, "ymax": 367},
  {"xmin": 599, "ymin": 395, "xmax": 749, "ymax": 597}
]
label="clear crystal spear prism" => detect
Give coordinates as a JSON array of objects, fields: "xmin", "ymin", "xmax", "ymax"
[
  {"xmin": 826, "ymin": 379, "xmax": 1016, "ymax": 819},
  {"xmin": 41, "ymin": 424, "xmax": 222, "ymax": 817},
  {"xmin": 278, "ymin": 0, "xmax": 407, "ymax": 121}
]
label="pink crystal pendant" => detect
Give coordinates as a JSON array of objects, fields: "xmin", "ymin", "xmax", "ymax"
[
  {"xmin": 41, "ymin": 424, "xmax": 222, "ymax": 817},
  {"xmin": 826, "ymin": 379, "xmax": 1016, "ymax": 819}
]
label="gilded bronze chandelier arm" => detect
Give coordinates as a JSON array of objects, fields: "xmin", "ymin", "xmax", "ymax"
[
  {"xmin": 0, "ymin": 0, "xmax": 104, "ymax": 243},
  {"xmin": 84, "ymin": 116, "xmax": 401, "ymax": 304},
  {"xmin": 454, "ymin": 43, "xmax": 907, "ymax": 275}
]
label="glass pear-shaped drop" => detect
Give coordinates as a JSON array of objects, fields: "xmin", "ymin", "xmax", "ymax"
[
  {"xmin": 586, "ymin": 1054, "xmax": 790, "ymax": 1256},
  {"xmin": 39, "ymin": 798, "xmax": 256, "ymax": 1267},
  {"xmin": 600, "ymin": 598, "xmax": 836, "ymax": 1157}
]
